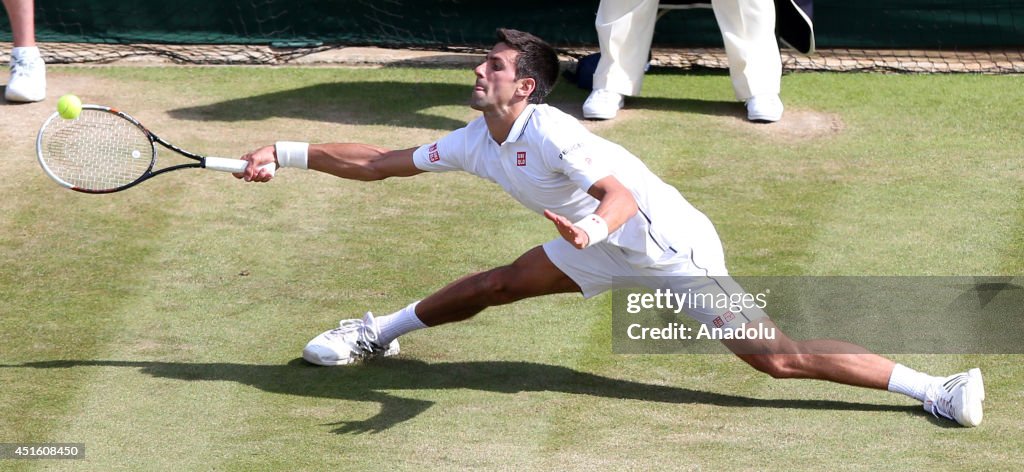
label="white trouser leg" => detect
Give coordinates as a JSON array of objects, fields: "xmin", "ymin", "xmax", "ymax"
[
  {"xmin": 711, "ymin": 0, "xmax": 782, "ymax": 101},
  {"xmin": 593, "ymin": 0, "xmax": 660, "ymax": 96}
]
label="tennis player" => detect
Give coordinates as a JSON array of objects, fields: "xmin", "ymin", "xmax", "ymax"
[{"xmin": 236, "ymin": 28, "xmax": 984, "ymax": 427}]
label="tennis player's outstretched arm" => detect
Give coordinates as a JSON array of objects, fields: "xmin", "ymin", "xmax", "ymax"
[{"xmin": 235, "ymin": 143, "xmax": 423, "ymax": 182}]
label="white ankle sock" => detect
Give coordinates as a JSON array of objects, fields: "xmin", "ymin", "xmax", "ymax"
[
  {"xmin": 375, "ymin": 301, "xmax": 427, "ymax": 345},
  {"xmin": 12, "ymin": 46, "xmax": 40, "ymax": 60},
  {"xmin": 887, "ymin": 363, "xmax": 940, "ymax": 402}
]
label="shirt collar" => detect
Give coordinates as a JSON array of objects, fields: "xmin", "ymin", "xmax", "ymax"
[{"xmin": 502, "ymin": 104, "xmax": 537, "ymax": 144}]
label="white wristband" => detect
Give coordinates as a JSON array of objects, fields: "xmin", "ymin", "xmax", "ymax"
[
  {"xmin": 275, "ymin": 141, "xmax": 309, "ymax": 169},
  {"xmin": 573, "ymin": 213, "xmax": 609, "ymax": 248}
]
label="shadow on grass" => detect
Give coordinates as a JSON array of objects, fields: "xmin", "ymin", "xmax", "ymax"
[
  {"xmin": 166, "ymin": 80, "xmax": 744, "ymax": 129},
  {"xmin": 167, "ymin": 81, "xmax": 472, "ymax": 130},
  {"xmin": 547, "ymin": 95, "xmax": 744, "ymax": 122},
  {"xmin": 5, "ymin": 358, "xmax": 925, "ymax": 434},
  {"xmin": 554, "ymin": 68, "xmax": 745, "ymax": 120},
  {"xmin": 627, "ymin": 95, "xmax": 744, "ymax": 118}
]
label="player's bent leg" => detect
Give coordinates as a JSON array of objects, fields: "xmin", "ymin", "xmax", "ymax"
[
  {"xmin": 303, "ymin": 246, "xmax": 580, "ymax": 366},
  {"xmin": 416, "ymin": 245, "xmax": 582, "ymax": 326}
]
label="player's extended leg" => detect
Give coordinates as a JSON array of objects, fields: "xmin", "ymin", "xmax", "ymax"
[
  {"xmin": 302, "ymin": 245, "xmax": 581, "ymax": 366},
  {"xmin": 722, "ymin": 318, "xmax": 985, "ymax": 426},
  {"xmin": 720, "ymin": 317, "xmax": 894, "ymax": 388}
]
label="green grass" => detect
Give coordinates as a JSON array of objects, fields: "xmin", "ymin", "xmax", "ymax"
[{"xmin": 1, "ymin": 65, "xmax": 1022, "ymax": 470}]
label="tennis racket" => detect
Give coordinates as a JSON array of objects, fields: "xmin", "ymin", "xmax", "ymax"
[{"xmin": 36, "ymin": 105, "xmax": 272, "ymax": 194}]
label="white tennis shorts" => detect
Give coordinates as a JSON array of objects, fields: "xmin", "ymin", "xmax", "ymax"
[{"xmin": 543, "ymin": 212, "xmax": 767, "ymax": 330}]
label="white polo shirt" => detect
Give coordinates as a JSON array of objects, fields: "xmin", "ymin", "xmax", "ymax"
[{"xmin": 412, "ymin": 104, "xmax": 702, "ymax": 269}]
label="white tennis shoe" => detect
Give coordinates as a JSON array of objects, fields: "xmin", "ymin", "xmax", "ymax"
[
  {"xmin": 302, "ymin": 312, "xmax": 400, "ymax": 366},
  {"xmin": 583, "ymin": 89, "xmax": 624, "ymax": 120},
  {"xmin": 745, "ymin": 94, "xmax": 784, "ymax": 123},
  {"xmin": 923, "ymin": 368, "xmax": 985, "ymax": 427},
  {"xmin": 5, "ymin": 50, "xmax": 46, "ymax": 103}
]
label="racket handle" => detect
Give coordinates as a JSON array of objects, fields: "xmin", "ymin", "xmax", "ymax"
[{"xmin": 205, "ymin": 157, "xmax": 276, "ymax": 177}]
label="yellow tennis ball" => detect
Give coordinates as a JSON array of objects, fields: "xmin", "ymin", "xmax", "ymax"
[{"xmin": 57, "ymin": 94, "xmax": 83, "ymax": 120}]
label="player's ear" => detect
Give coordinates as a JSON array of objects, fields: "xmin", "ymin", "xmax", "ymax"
[{"xmin": 516, "ymin": 77, "xmax": 537, "ymax": 99}]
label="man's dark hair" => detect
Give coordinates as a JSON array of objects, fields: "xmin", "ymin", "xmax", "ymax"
[{"xmin": 496, "ymin": 28, "xmax": 559, "ymax": 104}]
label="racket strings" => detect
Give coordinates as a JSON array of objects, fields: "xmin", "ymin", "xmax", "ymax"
[{"xmin": 39, "ymin": 110, "xmax": 154, "ymax": 191}]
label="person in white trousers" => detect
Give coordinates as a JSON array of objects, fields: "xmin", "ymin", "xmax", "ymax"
[
  {"xmin": 584, "ymin": 0, "xmax": 784, "ymax": 122},
  {"xmin": 3, "ymin": 0, "xmax": 45, "ymax": 102}
]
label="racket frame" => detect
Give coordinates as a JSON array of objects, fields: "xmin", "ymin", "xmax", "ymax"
[{"xmin": 36, "ymin": 105, "xmax": 247, "ymax": 194}]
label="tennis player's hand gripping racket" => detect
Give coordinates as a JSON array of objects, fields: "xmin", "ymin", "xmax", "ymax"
[{"xmin": 36, "ymin": 105, "xmax": 273, "ymax": 194}]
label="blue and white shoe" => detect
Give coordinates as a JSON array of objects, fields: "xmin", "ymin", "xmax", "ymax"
[
  {"xmin": 302, "ymin": 312, "xmax": 400, "ymax": 366},
  {"xmin": 924, "ymin": 368, "xmax": 985, "ymax": 427},
  {"xmin": 5, "ymin": 49, "xmax": 46, "ymax": 103}
]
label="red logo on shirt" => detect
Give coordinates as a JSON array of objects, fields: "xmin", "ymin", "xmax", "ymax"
[
  {"xmin": 723, "ymin": 311, "xmax": 735, "ymax": 322},
  {"xmin": 516, "ymin": 151, "xmax": 527, "ymax": 166},
  {"xmin": 712, "ymin": 316, "xmax": 725, "ymax": 328},
  {"xmin": 428, "ymin": 143, "xmax": 440, "ymax": 162}
]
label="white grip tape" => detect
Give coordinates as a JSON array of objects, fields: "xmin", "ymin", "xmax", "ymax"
[
  {"xmin": 205, "ymin": 157, "xmax": 276, "ymax": 177},
  {"xmin": 573, "ymin": 213, "xmax": 609, "ymax": 247},
  {"xmin": 276, "ymin": 141, "xmax": 309, "ymax": 169}
]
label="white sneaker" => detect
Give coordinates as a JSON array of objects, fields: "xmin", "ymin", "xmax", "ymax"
[
  {"xmin": 5, "ymin": 52, "xmax": 46, "ymax": 103},
  {"xmin": 302, "ymin": 312, "xmax": 400, "ymax": 366},
  {"xmin": 923, "ymin": 368, "xmax": 985, "ymax": 427},
  {"xmin": 745, "ymin": 94, "xmax": 784, "ymax": 123},
  {"xmin": 582, "ymin": 89, "xmax": 624, "ymax": 120}
]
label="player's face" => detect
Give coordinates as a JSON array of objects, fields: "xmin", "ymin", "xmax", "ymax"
[{"xmin": 470, "ymin": 43, "xmax": 524, "ymax": 112}]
